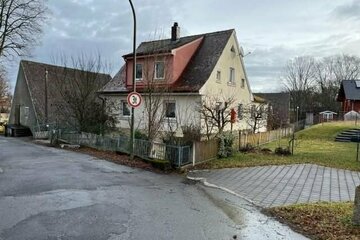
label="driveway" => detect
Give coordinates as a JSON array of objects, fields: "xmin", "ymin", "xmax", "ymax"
[
  {"xmin": 188, "ymin": 164, "xmax": 360, "ymax": 207},
  {"xmin": 0, "ymin": 137, "xmax": 307, "ymax": 240}
]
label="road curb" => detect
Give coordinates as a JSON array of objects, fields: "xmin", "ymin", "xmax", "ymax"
[{"xmin": 186, "ymin": 174, "xmax": 262, "ymax": 209}]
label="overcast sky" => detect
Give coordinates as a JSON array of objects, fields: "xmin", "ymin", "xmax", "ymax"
[{"xmin": 7, "ymin": 0, "xmax": 360, "ymax": 92}]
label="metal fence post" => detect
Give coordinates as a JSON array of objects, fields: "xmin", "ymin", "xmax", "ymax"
[
  {"xmin": 178, "ymin": 146, "xmax": 182, "ymax": 167},
  {"xmin": 192, "ymin": 142, "xmax": 196, "ymax": 166}
]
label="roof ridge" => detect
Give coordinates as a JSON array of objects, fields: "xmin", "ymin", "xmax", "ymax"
[
  {"xmin": 139, "ymin": 28, "xmax": 234, "ymax": 44},
  {"xmin": 20, "ymin": 59, "xmax": 111, "ymax": 77}
]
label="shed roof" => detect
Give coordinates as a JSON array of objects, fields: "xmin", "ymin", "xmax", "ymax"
[{"xmin": 20, "ymin": 60, "xmax": 111, "ymax": 123}]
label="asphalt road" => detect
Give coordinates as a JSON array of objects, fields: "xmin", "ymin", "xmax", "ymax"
[{"xmin": 0, "ymin": 137, "xmax": 307, "ymax": 240}]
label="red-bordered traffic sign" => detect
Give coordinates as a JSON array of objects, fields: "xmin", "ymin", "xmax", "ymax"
[{"xmin": 127, "ymin": 92, "xmax": 142, "ymax": 108}]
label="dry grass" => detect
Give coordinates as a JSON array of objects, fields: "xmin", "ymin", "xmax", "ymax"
[
  {"xmin": 267, "ymin": 202, "xmax": 360, "ymax": 240},
  {"xmin": 196, "ymin": 122, "xmax": 360, "ymax": 171}
]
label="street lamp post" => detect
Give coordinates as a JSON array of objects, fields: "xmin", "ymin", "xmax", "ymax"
[
  {"xmin": 296, "ymin": 106, "xmax": 299, "ymax": 130},
  {"xmin": 129, "ymin": 0, "xmax": 136, "ymax": 159}
]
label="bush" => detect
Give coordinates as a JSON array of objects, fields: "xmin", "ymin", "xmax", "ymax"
[
  {"xmin": 135, "ymin": 130, "xmax": 148, "ymax": 140},
  {"xmin": 239, "ymin": 143, "xmax": 256, "ymax": 153},
  {"xmin": 218, "ymin": 133, "xmax": 234, "ymax": 158},
  {"xmin": 275, "ymin": 147, "xmax": 291, "ymax": 156}
]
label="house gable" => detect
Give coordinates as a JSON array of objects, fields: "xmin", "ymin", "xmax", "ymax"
[
  {"xmin": 9, "ymin": 64, "xmax": 38, "ymax": 127},
  {"xmin": 200, "ymin": 31, "xmax": 252, "ymax": 103}
]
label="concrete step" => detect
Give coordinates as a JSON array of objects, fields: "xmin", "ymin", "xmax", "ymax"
[{"xmin": 335, "ymin": 138, "xmax": 351, "ymax": 142}]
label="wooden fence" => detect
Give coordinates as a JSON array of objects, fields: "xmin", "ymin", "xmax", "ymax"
[
  {"xmin": 191, "ymin": 126, "xmax": 294, "ymax": 165},
  {"xmin": 193, "ymin": 138, "xmax": 219, "ymax": 164},
  {"xmin": 235, "ymin": 127, "xmax": 293, "ymax": 149}
]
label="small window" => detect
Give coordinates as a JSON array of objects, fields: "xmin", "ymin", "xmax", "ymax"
[
  {"xmin": 241, "ymin": 79, "xmax": 245, "ymax": 88},
  {"xmin": 229, "ymin": 67, "xmax": 235, "ymax": 84},
  {"xmin": 165, "ymin": 101, "xmax": 176, "ymax": 118},
  {"xmin": 155, "ymin": 62, "xmax": 165, "ymax": 79},
  {"xmin": 216, "ymin": 71, "xmax": 221, "ymax": 82},
  {"xmin": 122, "ymin": 101, "xmax": 130, "ymax": 116},
  {"xmin": 135, "ymin": 63, "xmax": 142, "ymax": 81},
  {"xmin": 237, "ymin": 104, "xmax": 243, "ymax": 120}
]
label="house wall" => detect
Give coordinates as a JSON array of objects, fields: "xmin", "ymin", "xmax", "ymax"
[
  {"xmin": 342, "ymin": 100, "xmax": 360, "ymax": 113},
  {"xmin": 9, "ymin": 66, "xmax": 38, "ymax": 128},
  {"xmin": 199, "ymin": 31, "xmax": 257, "ymax": 132},
  {"xmin": 103, "ymin": 94, "xmax": 202, "ymax": 136},
  {"xmin": 172, "ymin": 37, "xmax": 203, "ymax": 82}
]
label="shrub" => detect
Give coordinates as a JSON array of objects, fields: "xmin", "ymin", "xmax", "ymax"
[
  {"xmin": 135, "ymin": 130, "xmax": 148, "ymax": 140},
  {"xmin": 275, "ymin": 147, "xmax": 291, "ymax": 156},
  {"xmin": 239, "ymin": 143, "xmax": 255, "ymax": 153},
  {"xmin": 218, "ymin": 133, "xmax": 234, "ymax": 158}
]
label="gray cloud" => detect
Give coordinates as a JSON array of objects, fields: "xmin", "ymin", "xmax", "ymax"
[
  {"xmin": 332, "ymin": 0, "xmax": 360, "ymax": 21},
  {"xmin": 6, "ymin": 0, "xmax": 360, "ymax": 94}
]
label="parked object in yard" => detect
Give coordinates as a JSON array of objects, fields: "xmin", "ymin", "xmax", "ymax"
[
  {"xmin": 344, "ymin": 110, "xmax": 360, "ymax": 121},
  {"xmin": 319, "ymin": 110, "xmax": 337, "ymax": 122}
]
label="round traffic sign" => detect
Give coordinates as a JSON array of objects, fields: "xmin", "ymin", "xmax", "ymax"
[{"xmin": 127, "ymin": 92, "xmax": 142, "ymax": 108}]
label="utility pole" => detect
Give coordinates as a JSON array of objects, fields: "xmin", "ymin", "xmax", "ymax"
[
  {"xmin": 129, "ymin": 0, "xmax": 136, "ymax": 160},
  {"xmin": 44, "ymin": 69, "xmax": 48, "ymax": 126}
]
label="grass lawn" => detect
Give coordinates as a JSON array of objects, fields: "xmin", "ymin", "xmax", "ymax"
[
  {"xmin": 266, "ymin": 202, "xmax": 360, "ymax": 240},
  {"xmin": 196, "ymin": 121, "xmax": 360, "ymax": 171}
]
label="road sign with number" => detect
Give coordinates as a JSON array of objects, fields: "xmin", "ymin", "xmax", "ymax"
[{"xmin": 127, "ymin": 92, "xmax": 142, "ymax": 108}]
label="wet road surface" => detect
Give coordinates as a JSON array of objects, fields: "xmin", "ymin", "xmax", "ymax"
[{"xmin": 0, "ymin": 137, "xmax": 307, "ymax": 239}]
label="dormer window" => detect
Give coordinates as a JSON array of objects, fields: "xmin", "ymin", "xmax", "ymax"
[
  {"xmin": 155, "ymin": 61, "xmax": 165, "ymax": 80},
  {"xmin": 136, "ymin": 63, "xmax": 143, "ymax": 81}
]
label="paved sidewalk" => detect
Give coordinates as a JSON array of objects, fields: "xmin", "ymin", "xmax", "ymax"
[{"xmin": 188, "ymin": 164, "xmax": 360, "ymax": 207}]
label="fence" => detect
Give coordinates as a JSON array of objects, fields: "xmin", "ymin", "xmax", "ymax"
[
  {"xmin": 235, "ymin": 126, "xmax": 294, "ymax": 149},
  {"xmin": 193, "ymin": 139, "xmax": 219, "ymax": 164},
  {"xmin": 56, "ymin": 130, "xmax": 192, "ymax": 168}
]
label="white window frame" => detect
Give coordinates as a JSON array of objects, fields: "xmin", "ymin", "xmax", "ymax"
[
  {"xmin": 164, "ymin": 101, "xmax": 176, "ymax": 119},
  {"xmin": 229, "ymin": 67, "xmax": 235, "ymax": 84},
  {"xmin": 135, "ymin": 63, "xmax": 143, "ymax": 81},
  {"xmin": 121, "ymin": 100, "xmax": 131, "ymax": 117},
  {"xmin": 154, "ymin": 61, "xmax": 165, "ymax": 80}
]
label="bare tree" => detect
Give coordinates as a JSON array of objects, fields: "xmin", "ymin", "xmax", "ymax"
[
  {"xmin": 0, "ymin": 68, "xmax": 9, "ymax": 98},
  {"xmin": 243, "ymin": 103, "xmax": 268, "ymax": 133},
  {"xmin": 282, "ymin": 56, "xmax": 316, "ymax": 118},
  {"xmin": 331, "ymin": 54, "xmax": 360, "ymax": 84},
  {"xmin": 0, "ymin": 68, "xmax": 11, "ymax": 113},
  {"xmin": 141, "ymin": 56, "xmax": 171, "ymax": 141},
  {"xmin": 198, "ymin": 95, "xmax": 236, "ymax": 139},
  {"xmin": 0, "ymin": 0, "xmax": 47, "ymax": 59},
  {"xmin": 51, "ymin": 53, "xmax": 113, "ymax": 133}
]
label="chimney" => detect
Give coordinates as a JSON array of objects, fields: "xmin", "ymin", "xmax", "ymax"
[{"xmin": 171, "ymin": 22, "xmax": 180, "ymax": 41}]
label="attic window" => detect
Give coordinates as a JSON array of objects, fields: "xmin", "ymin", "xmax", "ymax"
[
  {"xmin": 356, "ymin": 80, "xmax": 360, "ymax": 88},
  {"xmin": 216, "ymin": 71, "xmax": 221, "ymax": 82},
  {"xmin": 136, "ymin": 63, "xmax": 142, "ymax": 81},
  {"xmin": 231, "ymin": 46, "xmax": 235, "ymax": 52},
  {"xmin": 241, "ymin": 79, "xmax": 245, "ymax": 88},
  {"xmin": 155, "ymin": 61, "xmax": 165, "ymax": 79}
]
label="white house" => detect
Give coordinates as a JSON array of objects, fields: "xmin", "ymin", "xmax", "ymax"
[{"xmin": 99, "ymin": 23, "xmax": 263, "ymax": 138}]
